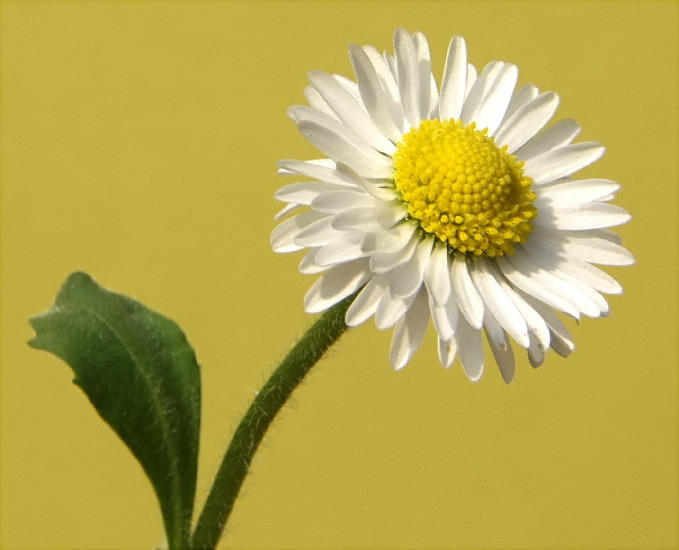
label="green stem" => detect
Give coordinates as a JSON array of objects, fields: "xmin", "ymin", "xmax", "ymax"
[{"xmin": 191, "ymin": 294, "xmax": 356, "ymax": 549}]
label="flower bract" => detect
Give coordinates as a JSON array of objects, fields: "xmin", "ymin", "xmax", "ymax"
[{"xmin": 271, "ymin": 28, "xmax": 633, "ymax": 382}]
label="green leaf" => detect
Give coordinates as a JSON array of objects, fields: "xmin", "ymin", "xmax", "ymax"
[{"xmin": 29, "ymin": 272, "xmax": 200, "ymax": 549}]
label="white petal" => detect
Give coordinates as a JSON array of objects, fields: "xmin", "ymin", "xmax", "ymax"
[
  {"xmin": 303, "ymin": 85, "xmax": 336, "ymax": 119},
  {"xmin": 429, "ymin": 293, "xmax": 455, "ymax": 341},
  {"xmin": 335, "ymin": 163, "xmax": 399, "ymax": 202},
  {"xmin": 429, "ymin": 286, "xmax": 460, "ymax": 340},
  {"xmin": 362, "ymin": 45, "xmax": 406, "ymax": 133},
  {"xmin": 443, "ymin": 295, "xmax": 459, "ymax": 335},
  {"xmin": 291, "ymin": 103, "xmax": 391, "ymax": 162},
  {"xmin": 375, "ymin": 282, "xmax": 416, "ymax": 329},
  {"xmin": 309, "ymin": 70, "xmax": 397, "ymax": 155},
  {"xmin": 552, "ymin": 267, "xmax": 610, "ymax": 317},
  {"xmin": 277, "ymin": 159, "xmax": 350, "ymax": 186},
  {"xmin": 527, "ymin": 334, "xmax": 546, "ymax": 367},
  {"xmin": 390, "ymin": 239, "xmax": 433, "ymax": 299},
  {"xmin": 384, "ymin": 51, "xmax": 397, "ymax": 79},
  {"xmin": 538, "ymin": 202, "xmax": 631, "ymax": 230},
  {"xmin": 354, "ymin": 203, "xmax": 407, "ymax": 233},
  {"xmin": 427, "ymin": 73, "xmax": 440, "ymax": 119},
  {"xmin": 497, "ymin": 252, "xmax": 580, "ymax": 318},
  {"xmin": 565, "ymin": 235, "xmax": 634, "ymax": 266},
  {"xmin": 581, "ymin": 228, "xmax": 623, "ymax": 244},
  {"xmin": 274, "ymin": 202, "xmax": 302, "ymax": 220},
  {"xmin": 450, "ymin": 254, "xmax": 484, "ymax": 329},
  {"xmin": 470, "ymin": 258, "xmax": 529, "ymax": 348},
  {"xmin": 520, "ymin": 293, "xmax": 575, "ymax": 357},
  {"xmin": 430, "ymin": 305, "xmax": 452, "ymax": 341},
  {"xmin": 483, "ymin": 309, "xmax": 503, "ymax": 344},
  {"xmin": 471, "ymin": 63, "xmax": 518, "ymax": 135},
  {"xmin": 438, "ymin": 337, "xmax": 458, "ymax": 368},
  {"xmin": 460, "ymin": 61, "xmax": 504, "ymax": 126},
  {"xmin": 534, "ymin": 228, "xmax": 634, "ymax": 266},
  {"xmin": 439, "ymin": 35, "xmax": 467, "ymax": 121},
  {"xmin": 332, "ymin": 206, "xmax": 395, "ymax": 231},
  {"xmin": 484, "ymin": 313, "xmax": 515, "ymax": 383},
  {"xmin": 456, "ymin": 316, "xmax": 484, "ymax": 381},
  {"xmin": 464, "ymin": 63, "xmax": 477, "ymax": 98},
  {"xmin": 362, "ymin": 47, "xmax": 398, "ymax": 96},
  {"xmin": 390, "ymin": 289, "xmax": 429, "ymax": 370},
  {"xmin": 275, "ymin": 181, "xmax": 353, "ymax": 205},
  {"xmin": 315, "ymin": 234, "xmax": 368, "ymax": 267},
  {"xmin": 271, "ymin": 211, "xmax": 325, "ymax": 252},
  {"xmin": 349, "ymin": 44, "xmax": 403, "ymax": 141},
  {"xmin": 303, "ymin": 260, "xmax": 371, "ymax": 313},
  {"xmin": 494, "ymin": 92, "xmax": 559, "ymax": 152},
  {"xmin": 526, "ymin": 142, "xmax": 605, "ymax": 185},
  {"xmin": 297, "ymin": 119, "xmax": 392, "ymax": 179},
  {"xmin": 514, "ymin": 245, "xmax": 602, "ymax": 317},
  {"xmin": 536, "ymin": 178, "xmax": 620, "ymax": 208},
  {"xmin": 299, "ymin": 247, "xmax": 329, "ymax": 274},
  {"xmin": 332, "ymin": 74, "xmax": 362, "ymax": 102},
  {"xmin": 339, "ymin": 209, "xmax": 404, "ymax": 238},
  {"xmin": 294, "ymin": 215, "xmax": 341, "ymax": 247},
  {"xmin": 502, "ymin": 83, "xmax": 539, "ymax": 123},
  {"xmin": 370, "ymin": 230, "xmax": 419, "ymax": 273},
  {"xmin": 523, "ymin": 237, "xmax": 611, "ymax": 316},
  {"xmin": 345, "ymin": 274, "xmax": 389, "ymax": 326},
  {"xmin": 362, "ymin": 221, "xmax": 415, "ymax": 254},
  {"xmin": 558, "ymin": 258, "xmax": 623, "ymax": 294},
  {"xmin": 497, "ymin": 279, "xmax": 551, "ymax": 352},
  {"xmin": 413, "ymin": 31, "xmax": 433, "ymax": 121},
  {"xmin": 549, "ymin": 331, "xmax": 574, "ymax": 357},
  {"xmin": 310, "ymin": 189, "xmax": 375, "ymax": 214},
  {"xmin": 515, "ymin": 118, "xmax": 581, "ymax": 161},
  {"xmin": 394, "ymin": 28, "xmax": 421, "ymax": 128},
  {"xmin": 423, "ymin": 243, "xmax": 451, "ymax": 306}
]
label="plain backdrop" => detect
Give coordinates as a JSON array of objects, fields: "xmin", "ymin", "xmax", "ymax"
[{"xmin": 1, "ymin": 1, "xmax": 677, "ymax": 549}]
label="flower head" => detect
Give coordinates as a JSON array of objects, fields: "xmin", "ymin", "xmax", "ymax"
[{"xmin": 271, "ymin": 29, "xmax": 633, "ymax": 382}]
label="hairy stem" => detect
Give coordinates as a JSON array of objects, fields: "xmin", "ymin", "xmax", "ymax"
[{"xmin": 191, "ymin": 294, "xmax": 355, "ymax": 549}]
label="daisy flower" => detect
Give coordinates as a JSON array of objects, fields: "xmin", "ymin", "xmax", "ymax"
[{"xmin": 271, "ymin": 29, "xmax": 633, "ymax": 382}]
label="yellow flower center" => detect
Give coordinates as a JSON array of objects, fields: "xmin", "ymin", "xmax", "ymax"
[{"xmin": 392, "ymin": 119, "xmax": 537, "ymax": 256}]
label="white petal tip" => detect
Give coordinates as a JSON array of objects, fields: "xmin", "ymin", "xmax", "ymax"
[
  {"xmin": 500, "ymin": 371, "xmax": 515, "ymax": 384},
  {"xmin": 271, "ymin": 244, "xmax": 301, "ymax": 253},
  {"xmin": 452, "ymin": 35, "xmax": 466, "ymax": 46},
  {"xmin": 469, "ymin": 317, "xmax": 484, "ymax": 330},
  {"xmin": 528, "ymin": 356, "xmax": 544, "ymax": 368},
  {"xmin": 516, "ymin": 333, "xmax": 531, "ymax": 349},
  {"xmin": 375, "ymin": 318, "xmax": 393, "ymax": 330},
  {"xmin": 552, "ymin": 339, "xmax": 575, "ymax": 358},
  {"xmin": 344, "ymin": 315, "xmax": 366, "ymax": 328},
  {"xmin": 392, "ymin": 359, "xmax": 409, "ymax": 371},
  {"xmin": 287, "ymin": 105, "xmax": 302, "ymax": 122},
  {"xmin": 303, "ymin": 302, "xmax": 326, "ymax": 314},
  {"xmin": 303, "ymin": 289, "xmax": 328, "ymax": 314}
]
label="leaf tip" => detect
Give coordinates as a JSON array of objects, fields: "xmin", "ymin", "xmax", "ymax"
[
  {"xmin": 65, "ymin": 271, "xmax": 95, "ymax": 285},
  {"xmin": 26, "ymin": 334, "xmax": 40, "ymax": 350},
  {"xmin": 27, "ymin": 312, "xmax": 50, "ymax": 350},
  {"xmin": 28, "ymin": 271, "xmax": 96, "ymax": 349},
  {"xmin": 59, "ymin": 271, "xmax": 97, "ymax": 297}
]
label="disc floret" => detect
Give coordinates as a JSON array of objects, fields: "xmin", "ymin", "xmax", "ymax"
[{"xmin": 393, "ymin": 119, "xmax": 537, "ymax": 256}]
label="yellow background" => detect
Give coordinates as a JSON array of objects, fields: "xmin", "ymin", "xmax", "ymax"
[{"xmin": 1, "ymin": 1, "xmax": 677, "ymax": 548}]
